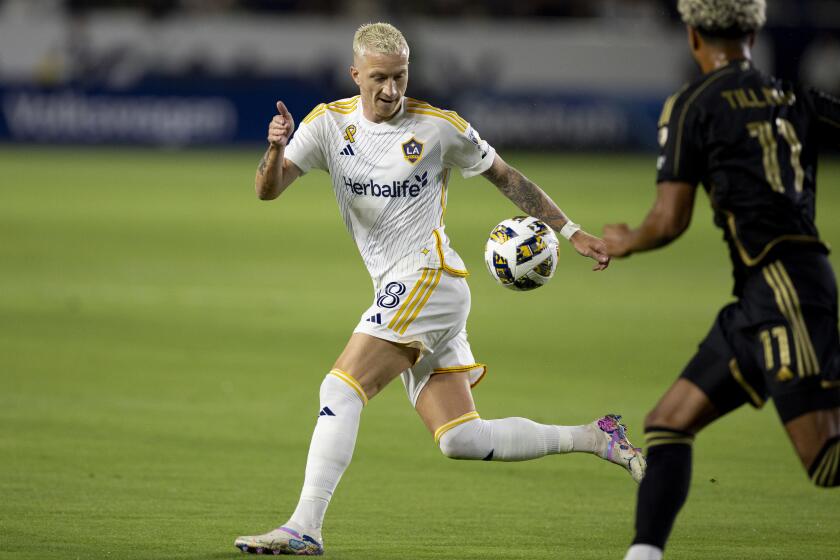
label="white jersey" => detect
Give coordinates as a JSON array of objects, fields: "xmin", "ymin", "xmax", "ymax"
[{"xmin": 284, "ymin": 95, "xmax": 496, "ymax": 286}]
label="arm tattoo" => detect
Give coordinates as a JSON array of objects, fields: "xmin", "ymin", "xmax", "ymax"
[
  {"xmin": 257, "ymin": 149, "xmax": 270, "ymax": 176},
  {"xmin": 487, "ymin": 165, "xmax": 568, "ymax": 229}
]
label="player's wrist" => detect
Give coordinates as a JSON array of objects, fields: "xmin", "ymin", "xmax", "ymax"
[
  {"xmin": 621, "ymin": 229, "xmax": 640, "ymax": 257},
  {"xmin": 559, "ymin": 221, "xmax": 581, "ymax": 241}
]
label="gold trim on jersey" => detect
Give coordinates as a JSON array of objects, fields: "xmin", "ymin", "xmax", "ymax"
[
  {"xmin": 772, "ymin": 263, "xmax": 820, "ymax": 374},
  {"xmin": 762, "ymin": 266, "xmax": 805, "ymax": 375},
  {"xmin": 327, "ymin": 107, "xmax": 358, "ymax": 115},
  {"xmin": 394, "ymin": 269, "xmax": 443, "ymax": 335},
  {"xmin": 822, "ymin": 379, "xmax": 840, "ymax": 389},
  {"xmin": 763, "ymin": 262, "xmax": 820, "ymax": 376},
  {"xmin": 434, "ymin": 411, "xmax": 481, "ymax": 443},
  {"xmin": 302, "ymin": 104, "xmax": 326, "ymax": 124},
  {"xmin": 327, "ymin": 98, "xmax": 360, "ymax": 115},
  {"xmin": 431, "ymin": 363, "xmax": 488, "ymax": 389},
  {"xmin": 469, "ymin": 366, "xmax": 488, "ymax": 389},
  {"xmin": 658, "ymin": 94, "xmax": 677, "ymax": 128},
  {"xmin": 387, "ymin": 269, "xmax": 443, "ymax": 335},
  {"xmin": 673, "ymin": 69, "xmax": 735, "ymax": 176},
  {"xmin": 406, "ymin": 108, "xmax": 467, "ymax": 132},
  {"xmin": 406, "ymin": 98, "xmax": 468, "ymax": 127},
  {"xmin": 406, "ymin": 99, "xmax": 468, "ymax": 132},
  {"xmin": 329, "ymin": 368, "xmax": 368, "ymax": 405},
  {"xmin": 432, "ymin": 229, "xmax": 469, "ymax": 277},
  {"xmin": 728, "ymin": 358, "xmax": 765, "ymax": 408},
  {"xmin": 432, "ymin": 363, "xmax": 485, "ymax": 374},
  {"xmin": 658, "ymin": 88, "xmax": 685, "ymax": 128},
  {"xmin": 388, "ymin": 269, "xmax": 431, "ymax": 330},
  {"xmin": 724, "ymin": 211, "xmax": 823, "ymax": 267},
  {"xmin": 439, "ymin": 168, "xmax": 451, "ymax": 227},
  {"xmin": 301, "ymin": 96, "xmax": 360, "ymax": 124},
  {"xmin": 330, "ymin": 96, "xmax": 360, "ymax": 107}
]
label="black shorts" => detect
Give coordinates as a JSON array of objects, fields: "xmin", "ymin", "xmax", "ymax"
[{"xmin": 681, "ymin": 251, "xmax": 840, "ymax": 423}]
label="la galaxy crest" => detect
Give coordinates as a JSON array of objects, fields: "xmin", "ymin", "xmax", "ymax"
[{"xmin": 401, "ymin": 137, "xmax": 424, "ymax": 164}]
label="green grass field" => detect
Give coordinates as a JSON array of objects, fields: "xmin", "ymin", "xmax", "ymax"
[{"xmin": 1, "ymin": 148, "xmax": 838, "ymax": 559}]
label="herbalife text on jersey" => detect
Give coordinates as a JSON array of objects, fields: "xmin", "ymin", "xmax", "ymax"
[{"xmin": 343, "ymin": 176, "xmax": 422, "ymax": 198}]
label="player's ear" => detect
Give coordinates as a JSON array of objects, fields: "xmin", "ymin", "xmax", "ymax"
[
  {"xmin": 350, "ymin": 65, "xmax": 361, "ymax": 87},
  {"xmin": 687, "ymin": 25, "xmax": 701, "ymax": 52}
]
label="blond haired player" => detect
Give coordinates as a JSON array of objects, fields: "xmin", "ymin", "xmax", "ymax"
[{"xmin": 235, "ymin": 22, "xmax": 646, "ymax": 556}]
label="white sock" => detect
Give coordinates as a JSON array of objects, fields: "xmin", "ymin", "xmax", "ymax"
[
  {"xmin": 438, "ymin": 416, "xmax": 595, "ymax": 461},
  {"xmin": 287, "ymin": 373, "xmax": 365, "ymax": 539},
  {"xmin": 624, "ymin": 544, "xmax": 663, "ymax": 560}
]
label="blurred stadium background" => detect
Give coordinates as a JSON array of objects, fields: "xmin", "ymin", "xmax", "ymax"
[
  {"xmin": 2, "ymin": 2, "xmax": 839, "ymax": 559},
  {"xmin": 1, "ymin": 0, "xmax": 839, "ymax": 149}
]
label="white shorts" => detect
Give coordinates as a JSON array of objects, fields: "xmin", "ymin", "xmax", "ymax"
[{"xmin": 353, "ymin": 268, "xmax": 487, "ymax": 406}]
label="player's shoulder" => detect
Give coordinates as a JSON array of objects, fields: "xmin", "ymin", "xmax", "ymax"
[
  {"xmin": 658, "ymin": 84, "xmax": 691, "ymax": 127},
  {"xmin": 659, "ymin": 66, "xmax": 742, "ymax": 127},
  {"xmin": 405, "ymin": 97, "xmax": 469, "ymax": 134},
  {"xmin": 301, "ymin": 95, "xmax": 361, "ymax": 125}
]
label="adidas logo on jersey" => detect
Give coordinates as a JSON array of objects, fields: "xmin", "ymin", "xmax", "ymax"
[
  {"xmin": 339, "ymin": 144, "xmax": 355, "ymax": 156},
  {"xmin": 365, "ymin": 313, "xmax": 382, "ymax": 325},
  {"xmin": 319, "ymin": 406, "xmax": 336, "ymax": 417}
]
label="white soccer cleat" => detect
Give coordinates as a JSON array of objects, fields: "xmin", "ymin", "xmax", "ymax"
[
  {"xmin": 592, "ymin": 414, "xmax": 646, "ymax": 483},
  {"xmin": 234, "ymin": 526, "xmax": 323, "ymax": 556}
]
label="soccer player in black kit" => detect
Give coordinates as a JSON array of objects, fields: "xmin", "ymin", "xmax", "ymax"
[{"xmin": 603, "ymin": 1, "xmax": 840, "ymax": 559}]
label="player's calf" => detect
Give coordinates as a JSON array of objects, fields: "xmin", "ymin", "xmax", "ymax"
[
  {"xmin": 434, "ymin": 412, "xmax": 645, "ymax": 481},
  {"xmin": 809, "ymin": 435, "xmax": 840, "ymax": 487},
  {"xmin": 631, "ymin": 426, "xmax": 694, "ymax": 551},
  {"xmin": 435, "ymin": 413, "xmax": 567, "ymax": 461}
]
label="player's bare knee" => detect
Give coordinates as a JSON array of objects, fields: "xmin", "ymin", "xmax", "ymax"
[
  {"xmin": 644, "ymin": 408, "xmax": 675, "ymax": 431},
  {"xmin": 644, "ymin": 405, "xmax": 704, "ymax": 434},
  {"xmin": 437, "ymin": 419, "xmax": 492, "ymax": 460}
]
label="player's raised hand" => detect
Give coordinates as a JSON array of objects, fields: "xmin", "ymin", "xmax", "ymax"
[
  {"xmin": 603, "ymin": 223, "xmax": 634, "ymax": 258},
  {"xmin": 268, "ymin": 101, "xmax": 295, "ymax": 147},
  {"xmin": 570, "ymin": 230, "xmax": 610, "ymax": 271}
]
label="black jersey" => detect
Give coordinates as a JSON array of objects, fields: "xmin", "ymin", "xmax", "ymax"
[{"xmin": 656, "ymin": 59, "xmax": 840, "ymax": 294}]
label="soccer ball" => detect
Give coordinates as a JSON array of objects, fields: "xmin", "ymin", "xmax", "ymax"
[{"xmin": 484, "ymin": 216, "xmax": 559, "ymax": 291}]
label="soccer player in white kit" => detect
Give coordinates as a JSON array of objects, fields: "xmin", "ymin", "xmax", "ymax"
[{"xmin": 235, "ymin": 22, "xmax": 646, "ymax": 556}]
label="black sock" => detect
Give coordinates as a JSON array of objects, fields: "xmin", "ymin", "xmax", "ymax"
[
  {"xmin": 809, "ymin": 435, "xmax": 840, "ymax": 488},
  {"xmin": 632, "ymin": 427, "xmax": 695, "ymax": 549}
]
